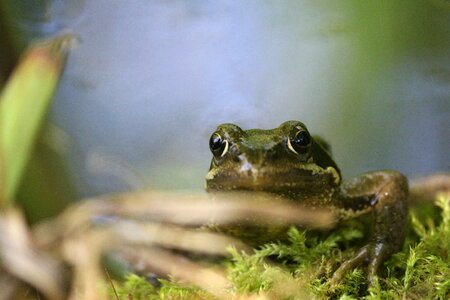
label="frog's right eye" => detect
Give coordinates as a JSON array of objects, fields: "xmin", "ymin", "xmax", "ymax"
[
  {"xmin": 209, "ymin": 133, "xmax": 229, "ymax": 158},
  {"xmin": 287, "ymin": 130, "xmax": 311, "ymax": 155}
]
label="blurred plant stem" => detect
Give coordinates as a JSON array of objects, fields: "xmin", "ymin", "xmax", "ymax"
[{"xmin": 0, "ymin": 34, "xmax": 74, "ymax": 208}]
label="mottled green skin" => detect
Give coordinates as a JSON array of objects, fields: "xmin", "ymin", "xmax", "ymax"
[{"xmin": 205, "ymin": 120, "xmax": 408, "ymax": 284}]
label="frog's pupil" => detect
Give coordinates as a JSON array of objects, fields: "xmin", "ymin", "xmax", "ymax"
[
  {"xmin": 209, "ymin": 133, "xmax": 223, "ymax": 152},
  {"xmin": 293, "ymin": 131, "xmax": 310, "ymax": 147}
]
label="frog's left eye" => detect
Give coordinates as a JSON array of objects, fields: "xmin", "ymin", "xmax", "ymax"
[
  {"xmin": 209, "ymin": 133, "xmax": 229, "ymax": 158},
  {"xmin": 288, "ymin": 130, "xmax": 311, "ymax": 154}
]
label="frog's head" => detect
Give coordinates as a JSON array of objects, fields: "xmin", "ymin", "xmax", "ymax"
[{"xmin": 205, "ymin": 121, "xmax": 341, "ymax": 194}]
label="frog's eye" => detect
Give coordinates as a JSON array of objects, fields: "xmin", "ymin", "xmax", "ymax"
[
  {"xmin": 209, "ymin": 133, "xmax": 229, "ymax": 158},
  {"xmin": 288, "ymin": 130, "xmax": 311, "ymax": 154}
]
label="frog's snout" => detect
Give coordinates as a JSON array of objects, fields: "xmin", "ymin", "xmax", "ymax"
[
  {"xmin": 234, "ymin": 149, "xmax": 279, "ymax": 180},
  {"xmin": 235, "ymin": 153, "xmax": 257, "ymax": 175},
  {"xmin": 235, "ymin": 160, "xmax": 263, "ymax": 184},
  {"xmin": 236, "ymin": 152, "xmax": 261, "ymax": 171},
  {"xmin": 237, "ymin": 144, "xmax": 281, "ymax": 167}
]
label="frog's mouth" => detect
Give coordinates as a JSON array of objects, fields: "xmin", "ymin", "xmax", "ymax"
[{"xmin": 205, "ymin": 164, "xmax": 339, "ymax": 193}]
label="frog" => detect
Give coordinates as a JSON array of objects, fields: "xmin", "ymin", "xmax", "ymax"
[{"xmin": 205, "ymin": 120, "xmax": 408, "ymax": 285}]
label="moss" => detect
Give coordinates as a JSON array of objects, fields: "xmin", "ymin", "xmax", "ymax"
[
  {"xmin": 113, "ymin": 195, "xmax": 450, "ymax": 299},
  {"xmin": 111, "ymin": 274, "xmax": 159, "ymax": 299},
  {"xmin": 112, "ymin": 274, "xmax": 215, "ymax": 300},
  {"xmin": 158, "ymin": 279, "xmax": 215, "ymax": 300}
]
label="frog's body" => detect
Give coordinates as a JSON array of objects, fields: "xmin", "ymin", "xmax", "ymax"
[{"xmin": 205, "ymin": 120, "xmax": 408, "ymax": 284}]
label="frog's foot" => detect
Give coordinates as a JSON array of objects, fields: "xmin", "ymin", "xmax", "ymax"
[
  {"xmin": 331, "ymin": 171, "xmax": 408, "ymax": 287},
  {"xmin": 330, "ymin": 242, "xmax": 392, "ymax": 287}
]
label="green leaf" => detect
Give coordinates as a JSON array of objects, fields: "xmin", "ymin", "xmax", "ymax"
[{"xmin": 0, "ymin": 34, "xmax": 74, "ymax": 205}]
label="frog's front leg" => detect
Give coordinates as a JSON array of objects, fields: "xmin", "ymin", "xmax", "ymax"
[{"xmin": 331, "ymin": 170, "xmax": 408, "ymax": 285}]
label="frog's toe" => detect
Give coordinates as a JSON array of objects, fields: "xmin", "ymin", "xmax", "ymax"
[
  {"xmin": 330, "ymin": 245, "xmax": 369, "ymax": 286},
  {"xmin": 366, "ymin": 243, "xmax": 391, "ymax": 286},
  {"xmin": 330, "ymin": 242, "xmax": 391, "ymax": 287}
]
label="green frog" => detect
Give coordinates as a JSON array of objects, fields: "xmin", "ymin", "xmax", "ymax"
[{"xmin": 205, "ymin": 120, "xmax": 408, "ymax": 285}]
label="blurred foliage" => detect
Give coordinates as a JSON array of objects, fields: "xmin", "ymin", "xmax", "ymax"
[
  {"xmin": 0, "ymin": 0, "xmax": 79, "ymax": 221},
  {"xmin": 319, "ymin": 0, "xmax": 450, "ymax": 176},
  {"xmin": 16, "ymin": 127, "xmax": 76, "ymax": 222},
  {"xmin": 339, "ymin": 0, "xmax": 449, "ymax": 103},
  {"xmin": 112, "ymin": 195, "xmax": 450, "ymax": 299},
  {"xmin": 0, "ymin": 35, "xmax": 74, "ymax": 212}
]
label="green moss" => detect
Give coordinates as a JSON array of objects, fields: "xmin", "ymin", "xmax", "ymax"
[
  {"xmin": 113, "ymin": 196, "xmax": 450, "ymax": 299},
  {"xmin": 158, "ymin": 279, "xmax": 215, "ymax": 300},
  {"xmin": 111, "ymin": 274, "xmax": 215, "ymax": 300},
  {"xmin": 111, "ymin": 274, "xmax": 159, "ymax": 299}
]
